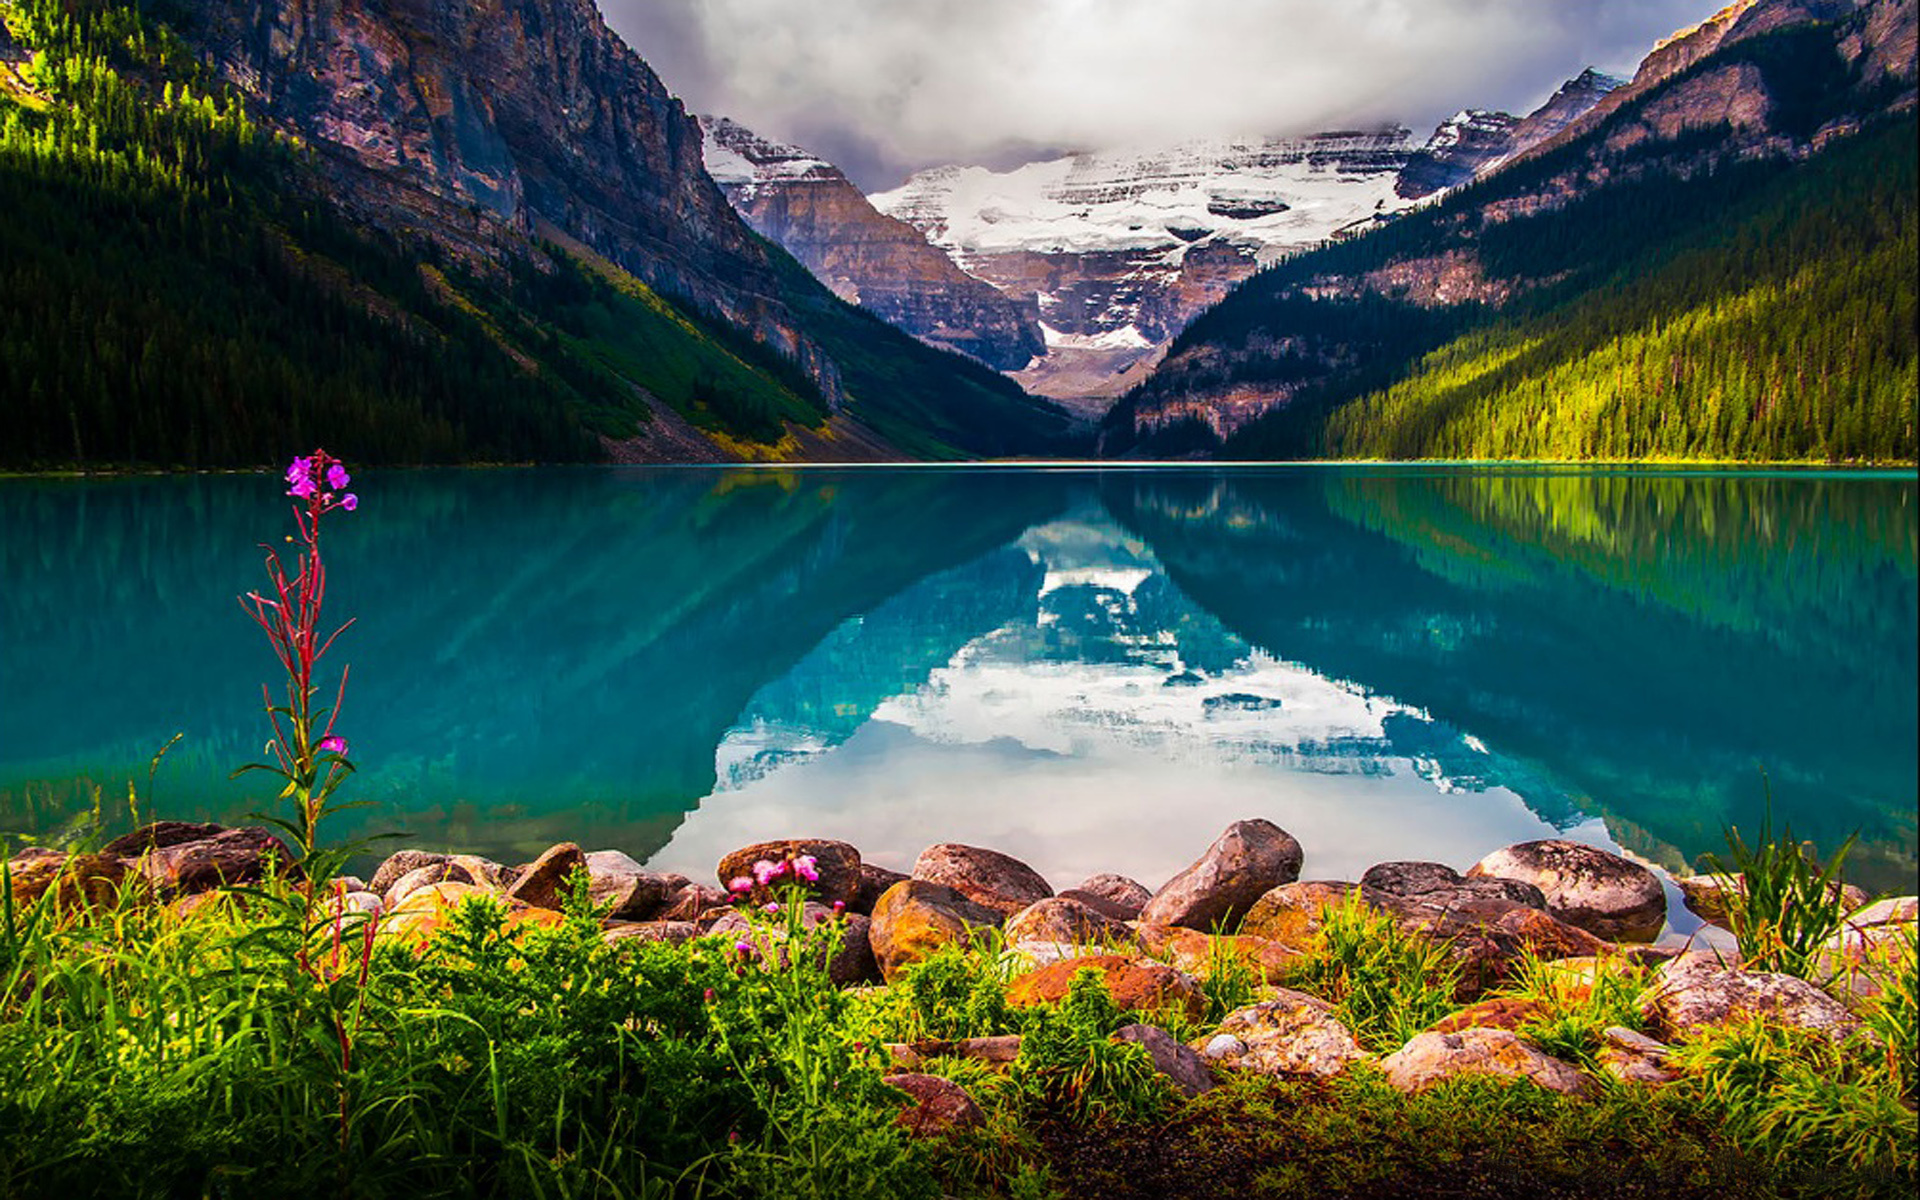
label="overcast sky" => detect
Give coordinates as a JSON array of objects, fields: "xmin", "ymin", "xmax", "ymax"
[{"xmin": 601, "ymin": 0, "xmax": 1715, "ymax": 190}]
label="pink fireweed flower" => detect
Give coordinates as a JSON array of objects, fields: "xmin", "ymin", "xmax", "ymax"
[
  {"xmin": 326, "ymin": 463, "xmax": 351, "ymax": 490},
  {"xmin": 317, "ymin": 735, "xmax": 349, "ymax": 755},
  {"xmin": 341, "ymin": 493, "xmax": 358, "ymax": 512},
  {"xmin": 791, "ymin": 854, "xmax": 819, "ymax": 883}
]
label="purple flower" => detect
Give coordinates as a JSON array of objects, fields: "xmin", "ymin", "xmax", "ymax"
[
  {"xmin": 830, "ymin": 900, "xmax": 846, "ymax": 916},
  {"xmin": 761, "ymin": 902, "xmax": 780, "ymax": 915},
  {"xmin": 318, "ymin": 735, "xmax": 349, "ymax": 755},
  {"xmin": 791, "ymin": 854, "xmax": 819, "ymax": 883},
  {"xmin": 326, "ymin": 463, "xmax": 351, "ymax": 490},
  {"xmin": 340, "ymin": 493, "xmax": 359, "ymax": 512},
  {"xmin": 752, "ymin": 859, "xmax": 787, "ymax": 887},
  {"xmin": 733, "ymin": 939, "xmax": 753, "ymax": 957},
  {"xmin": 727, "ymin": 876, "xmax": 754, "ymax": 896},
  {"xmin": 288, "ymin": 476, "xmax": 316, "ymax": 499}
]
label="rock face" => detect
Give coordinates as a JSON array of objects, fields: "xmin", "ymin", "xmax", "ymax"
[
  {"xmin": 702, "ymin": 118, "xmax": 1044, "ymax": 371},
  {"xmin": 1209, "ymin": 991, "xmax": 1370, "ymax": 1077},
  {"xmin": 1395, "ymin": 110, "xmax": 1521, "ymax": 200},
  {"xmin": 1468, "ymin": 841, "xmax": 1666, "ymax": 942},
  {"xmin": 1381, "ymin": 1028, "xmax": 1592, "ymax": 1096},
  {"xmin": 866, "ymin": 880, "xmax": 1003, "ymax": 980},
  {"xmin": 911, "ymin": 844, "xmax": 1052, "ymax": 918}
]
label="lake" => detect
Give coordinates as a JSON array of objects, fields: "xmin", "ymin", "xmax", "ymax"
[{"xmin": 2, "ymin": 466, "xmax": 1914, "ymax": 926}]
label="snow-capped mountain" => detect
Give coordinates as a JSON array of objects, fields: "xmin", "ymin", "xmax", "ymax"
[
  {"xmin": 701, "ymin": 117, "xmax": 1045, "ymax": 371},
  {"xmin": 870, "ymin": 129, "xmax": 1417, "ymax": 404}
]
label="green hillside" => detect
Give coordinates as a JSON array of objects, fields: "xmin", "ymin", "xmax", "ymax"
[{"xmin": 0, "ymin": 0, "xmax": 1067, "ymax": 468}]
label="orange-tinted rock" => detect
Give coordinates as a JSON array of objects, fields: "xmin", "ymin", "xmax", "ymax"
[
  {"xmin": 1428, "ymin": 996, "xmax": 1556, "ymax": 1035},
  {"xmin": 912, "ymin": 843, "xmax": 1051, "ymax": 919},
  {"xmin": 380, "ymin": 881, "xmax": 564, "ymax": 950},
  {"xmin": 506, "ymin": 842, "xmax": 587, "ymax": 911},
  {"xmin": 868, "ymin": 880, "xmax": 1001, "ymax": 981},
  {"xmin": 1208, "ymin": 991, "xmax": 1369, "ymax": 1077},
  {"xmin": 1381, "ymin": 1028, "xmax": 1591, "ymax": 1096},
  {"xmin": 1239, "ymin": 881, "xmax": 1364, "ymax": 944},
  {"xmin": 1468, "ymin": 840, "xmax": 1665, "ymax": 943},
  {"xmin": 1005, "ymin": 954, "xmax": 1204, "ymax": 1021},
  {"xmin": 10, "ymin": 852, "xmax": 146, "ymax": 911},
  {"xmin": 1136, "ymin": 924, "xmax": 1300, "ymax": 984},
  {"xmin": 852, "ymin": 862, "xmax": 910, "ymax": 915},
  {"xmin": 1004, "ymin": 896, "xmax": 1136, "ymax": 950},
  {"xmin": 1489, "ymin": 906, "xmax": 1613, "ymax": 961},
  {"xmin": 717, "ymin": 838, "xmax": 863, "ymax": 907}
]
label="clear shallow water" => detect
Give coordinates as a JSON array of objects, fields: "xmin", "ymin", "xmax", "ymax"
[{"xmin": 2, "ymin": 466, "xmax": 1914, "ymax": 908}]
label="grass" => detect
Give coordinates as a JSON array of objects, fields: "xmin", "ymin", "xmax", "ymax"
[{"xmin": 1, "ymin": 846, "xmax": 1913, "ymax": 1197}]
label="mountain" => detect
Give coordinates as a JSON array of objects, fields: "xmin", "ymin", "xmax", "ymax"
[
  {"xmin": 0, "ymin": 0, "xmax": 1071, "ymax": 468},
  {"xmin": 870, "ymin": 129, "xmax": 1418, "ymax": 409},
  {"xmin": 700, "ymin": 117, "xmax": 1045, "ymax": 373},
  {"xmin": 1395, "ymin": 110, "xmax": 1522, "ymax": 200},
  {"xmin": 1108, "ymin": 0, "xmax": 1918, "ymax": 462}
]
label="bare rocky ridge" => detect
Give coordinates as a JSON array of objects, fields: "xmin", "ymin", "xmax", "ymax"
[{"xmin": 701, "ymin": 118, "xmax": 1045, "ymax": 372}]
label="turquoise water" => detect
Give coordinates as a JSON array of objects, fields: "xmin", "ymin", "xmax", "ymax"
[{"xmin": 2, "ymin": 466, "xmax": 1914, "ymax": 900}]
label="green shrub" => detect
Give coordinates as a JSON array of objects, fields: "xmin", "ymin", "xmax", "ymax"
[
  {"xmin": 1011, "ymin": 969, "xmax": 1174, "ymax": 1123},
  {"xmin": 1704, "ymin": 804, "xmax": 1857, "ymax": 978},
  {"xmin": 1281, "ymin": 893, "xmax": 1461, "ymax": 1052}
]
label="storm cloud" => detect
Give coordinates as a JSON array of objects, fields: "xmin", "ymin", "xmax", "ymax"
[{"xmin": 600, "ymin": 0, "xmax": 1716, "ymax": 189}]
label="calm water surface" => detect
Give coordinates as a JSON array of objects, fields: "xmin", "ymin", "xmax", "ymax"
[{"xmin": 2, "ymin": 467, "xmax": 1914, "ymax": 914}]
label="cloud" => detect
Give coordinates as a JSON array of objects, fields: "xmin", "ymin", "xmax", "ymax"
[{"xmin": 599, "ymin": 0, "xmax": 1714, "ymax": 189}]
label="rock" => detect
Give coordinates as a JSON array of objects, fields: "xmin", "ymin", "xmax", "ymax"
[
  {"xmin": 886, "ymin": 1035, "xmax": 1022, "ymax": 1070},
  {"xmin": 581, "ymin": 853, "xmax": 679, "ymax": 921},
  {"xmin": 1487, "ymin": 906, "xmax": 1614, "ymax": 961},
  {"xmin": 708, "ymin": 903, "xmax": 880, "ymax": 985},
  {"xmin": 1644, "ymin": 956, "xmax": 1865, "ymax": 1043},
  {"xmin": 1004, "ymin": 896, "xmax": 1137, "ymax": 950},
  {"xmin": 327, "ymin": 890, "xmax": 384, "ymax": 920},
  {"xmin": 143, "ymin": 828, "xmax": 299, "ymax": 895},
  {"xmin": 380, "ymin": 882, "xmax": 564, "ymax": 949},
  {"xmin": 368, "ymin": 850, "xmax": 452, "ymax": 897},
  {"xmin": 448, "ymin": 855, "xmax": 510, "ymax": 892},
  {"xmin": 658, "ymin": 882, "xmax": 731, "ymax": 923},
  {"xmin": 506, "ymin": 842, "xmax": 587, "ymax": 911},
  {"xmin": 852, "ymin": 862, "xmax": 909, "ymax": 915},
  {"xmin": 1199, "ymin": 1034, "xmax": 1248, "ymax": 1061},
  {"xmin": 600, "ymin": 920, "xmax": 700, "ymax": 946},
  {"xmin": 717, "ymin": 838, "xmax": 863, "ymax": 907},
  {"xmin": 868, "ymin": 880, "xmax": 1004, "ymax": 981},
  {"xmin": 1007, "ymin": 954, "xmax": 1205, "ymax": 1020},
  {"xmin": 333, "ymin": 874, "xmax": 369, "ymax": 894},
  {"xmin": 1009, "ymin": 941, "xmax": 1129, "ymax": 970},
  {"xmin": 883, "ymin": 1073, "xmax": 985, "ymax": 1137},
  {"xmin": 1468, "ymin": 840, "xmax": 1665, "ymax": 943},
  {"xmin": 1134, "ymin": 924, "xmax": 1300, "ymax": 984},
  {"xmin": 1115, "ymin": 1023, "xmax": 1216, "ymax": 1096},
  {"xmin": 1677, "ymin": 873, "xmax": 1870, "ymax": 927},
  {"xmin": 1429, "ymin": 996, "xmax": 1556, "ymax": 1034},
  {"xmin": 1359, "ymin": 860, "xmax": 1467, "ymax": 897},
  {"xmin": 1073, "ymin": 873, "xmax": 1153, "ymax": 919},
  {"xmin": 1598, "ymin": 1026, "xmax": 1679, "ymax": 1085},
  {"xmin": 100, "ymin": 820, "xmax": 227, "ymax": 858},
  {"xmin": 383, "ymin": 861, "xmax": 475, "ymax": 910},
  {"xmin": 169, "ymin": 889, "xmax": 253, "ymax": 921},
  {"xmin": 1844, "ymin": 896, "xmax": 1918, "ymax": 929},
  {"xmin": 584, "ymin": 849, "xmax": 648, "ymax": 878},
  {"xmin": 1381, "ymin": 1028, "xmax": 1592, "ymax": 1096},
  {"xmin": 1210, "ymin": 991, "xmax": 1369, "ymax": 1077},
  {"xmin": 1239, "ymin": 881, "xmax": 1363, "ymax": 944},
  {"xmin": 912, "ymin": 843, "xmax": 1052, "ymax": 919},
  {"xmin": 1138, "ymin": 819, "xmax": 1303, "ymax": 932}
]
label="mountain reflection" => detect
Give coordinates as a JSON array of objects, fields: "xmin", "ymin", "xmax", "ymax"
[{"xmin": 2, "ymin": 467, "xmax": 1912, "ymax": 892}]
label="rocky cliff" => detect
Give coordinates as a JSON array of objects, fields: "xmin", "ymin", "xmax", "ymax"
[
  {"xmin": 1113, "ymin": 0, "xmax": 1914, "ymax": 450},
  {"xmin": 871, "ymin": 130, "xmax": 1417, "ymax": 408},
  {"xmin": 701, "ymin": 117, "xmax": 1044, "ymax": 372}
]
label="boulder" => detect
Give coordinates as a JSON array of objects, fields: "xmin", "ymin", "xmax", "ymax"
[
  {"xmin": 1073, "ymin": 873, "xmax": 1153, "ymax": 919},
  {"xmin": 1138, "ymin": 819, "xmax": 1303, "ymax": 932},
  {"xmin": 1675, "ymin": 873, "xmax": 1870, "ymax": 928},
  {"xmin": 383, "ymin": 861, "xmax": 475, "ymax": 910},
  {"xmin": 1238, "ymin": 881, "xmax": 1364, "ymax": 944},
  {"xmin": 506, "ymin": 842, "xmax": 587, "ymax": 911},
  {"xmin": 883, "ymin": 1073, "xmax": 984, "ymax": 1137},
  {"xmin": 912, "ymin": 843, "xmax": 1051, "ymax": 918},
  {"xmin": 866, "ymin": 880, "xmax": 1002, "ymax": 981},
  {"xmin": 1208, "ymin": 991, "xmax": 1370, "ymax": 1077},
  {"xmin": 1598, "ymin": 1026, "xmax": 1679, "ymax": 1085},
  {"xmin": 1487, "ymin": 906, "xmax": 1614, "ymax": 961},
  {"xmin": 169, "ymin": 889, "xmax": 253, "ymax": 921},
  {"xmin": 1006, "ymin": 954, "xmax": 1205, "ymax": 1021},
  {"xmin": 143, "ymin": 827, "xmax": 299, "ymax": 895},
  {"xmin": 886, "ymin": 1035, "xmax": 1022, "ymax": 1071},
  {"xmin": 1468, "ymin": 840, "xmax": 1665, "ymax": 942},
  {"xmin": 448, "ymin": 855, "xmax": 510, "ymax": 892},
  {"xmin": 658, "ymin": 882, "xmax": 731, "ymax": 924},
  {"xmin": 1428, "ymin": 996, "xmax": 1556, "ymax": 1034},
  {"xmin": 852, "ymin": 862, "xmax": 910, "ymax": 915},
  {"xmin": 706, "ymin": 904, "xmax": 879, "ymax": 985},
  {"xmin": 1380, "ymin": 1028, "xmax": 1591, "ymax": 1096},
  {"xmin": 1004, "ymin": 896, "xmax": 1136, "ymax": 950},
  {"xmin": 1642, "ymin": 955, "xmax": 1863, "ymax": 1043},
  {"xmin": 717, "ymin": 838, "xmax": 863, "ymax": 907},
  {"xmin": 1134, "ymin": 924, "xmax": 1300, "ymax": 984},
  {"xmin": 380, "ymin": 881, "xmax": 563, "ymax": 949},
  {"xmin": 581, "ymin": 853, "xmax": 679, "ymax": 921},
  {"xmin": 1115, "ymin": 1024, "xmax": 1216, "ymax": 1096},
  {"xmin": 100, "ymin": 820, "xmax": 227, "ymax": 858},
  {"xmin": 599, "ymin": 920, "xmax": 700, "ymax": 946},
  {"xmin": 368, "ymin": 849, "xmax": 452, "ymax": 897}
]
